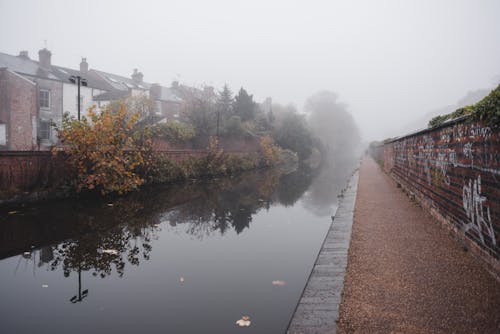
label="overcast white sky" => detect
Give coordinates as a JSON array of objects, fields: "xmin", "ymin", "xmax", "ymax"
[{"xmin": 1, "ymin": 0, "xmax": 499, "ymax": 140}]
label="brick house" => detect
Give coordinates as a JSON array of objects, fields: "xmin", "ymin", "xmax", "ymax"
[
  {"xmin": 0, "ymin": 68, "xmax": 37, "ymax": 150},
  {"xmin": 0, "ymin": 48, "xmax": 190, "ymax": 151}
]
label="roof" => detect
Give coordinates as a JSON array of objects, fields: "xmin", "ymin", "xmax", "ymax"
[
  {"xmin": 0, "ymin": 52, "xmax": 59, "ymax": 80},
  {"xmin": 92, "ymin": 69, "xmax": 151, "ymax": 92},
  {"xmin": 93, "ymin": 90, "xmax": 130, "ymax": 101},
  {"xmin": 52, "ymin": 66, "xmax": 110, "ymax": 90},
  {"xmin": 0, "ymin": 52, "xmax": 109, "ymax": 90},
  {"xmin": 0, "ymin": 50, "xmax": 187, "ymax": 104}
]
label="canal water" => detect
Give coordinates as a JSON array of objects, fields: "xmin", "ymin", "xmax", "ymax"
[{"xmin": 0, "ymin": 160, "xmax": 356, "ymax": 334}]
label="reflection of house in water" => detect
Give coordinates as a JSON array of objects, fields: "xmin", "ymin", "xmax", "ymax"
[{"xmin": 39, "ymin": 246, "xmax": 54, "ymax": 266}]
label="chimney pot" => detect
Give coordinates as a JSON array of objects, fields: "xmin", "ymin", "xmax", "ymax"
[
  {"xmin": 18, "ymin": 51, "xmax": 30, "ymax": 59},
  {"xmin": 38, "ymin": 48, "xmax": 52, "ymax": 70},
  {"xmin": 80, "ymin": 57, "xmax": 88, "ymax": 73},
  {"xmin": 131, "ymin": 69, "xmax": 143, "ymax": 84}
]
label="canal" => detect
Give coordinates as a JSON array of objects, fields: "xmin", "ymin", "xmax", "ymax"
[{"xmin": 0, "ymin": 159, "xmax": 356, "ymax": 333}]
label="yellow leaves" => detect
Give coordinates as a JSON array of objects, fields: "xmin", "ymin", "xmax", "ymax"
[
  {"xmin": 259, "ymin": 135, "xmax": 280, "ymax": 166},
  {"xmin": 55, "ymin": 103, "xmax": 153, "ymax": 195}
]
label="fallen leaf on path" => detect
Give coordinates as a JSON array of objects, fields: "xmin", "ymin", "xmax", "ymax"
[
  {"xmin": 272, "ymin": 280, "xmax": 286, "ymax": 286},
  {"xmin": 236, "ymin": 315, "xmax": 251, "ymax": 327},
  {"xmin": 102, "ymin": 249, "xmax": 119, "ymax": 255}
]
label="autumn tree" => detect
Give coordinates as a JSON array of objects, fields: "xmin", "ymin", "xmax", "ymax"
[{"xmin": 55, "ymin": 105, "xmax": 152, "ymax": 195}]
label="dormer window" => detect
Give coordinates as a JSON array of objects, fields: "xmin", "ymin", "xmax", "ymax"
[{"xmin": 40, "ymin": 89, "xmax": 50, "ymax": 109}]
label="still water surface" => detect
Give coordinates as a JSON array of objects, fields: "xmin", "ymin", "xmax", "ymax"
[{"xmin": 0, "ymin": 163, "xmax": 354, "ymax": 333}]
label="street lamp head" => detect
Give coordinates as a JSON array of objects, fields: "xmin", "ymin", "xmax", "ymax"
[
  {"xmin": 81, "ymin": 79, "xmax": 88, "ymax": 87},
  {"xmin": 69, "ymin": 76, "xmax": 76, "ymax": 84}
]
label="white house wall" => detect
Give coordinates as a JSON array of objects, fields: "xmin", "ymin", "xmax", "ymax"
[{"xmin": 62, "ymin": 83, "xmax": 99, "ymax": 119}]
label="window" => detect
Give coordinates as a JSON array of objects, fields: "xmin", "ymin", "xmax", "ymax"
[
  {"xmin": 0, "ymin": 123, "xmax": 6, "ymax": 146},
  {"xmin": 39, "ymin": 120, "xmax": 51, "ymax": 140},
  {"xmin": 40, "ymin": 89, "xmax": 50, "ymax": 109}
]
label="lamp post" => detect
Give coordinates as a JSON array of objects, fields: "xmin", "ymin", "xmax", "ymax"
[
  {"xmin": 69, "ymin": 266, "xmax": 89, "ymax": 304},
  {"xmin": 69, "ymin": 76, "xmax": 88, "ymax": 120},
  {"xmin": 216, "ymin": 110, "xmax": 220, "ymax": 138}
]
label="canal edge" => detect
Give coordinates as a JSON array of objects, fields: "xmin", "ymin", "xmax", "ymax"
[{"xmin": 287, "ymin": 168, "xmax": 359, "ymax": 334}]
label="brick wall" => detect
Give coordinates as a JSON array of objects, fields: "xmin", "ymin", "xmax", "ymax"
[
  {"xmin": 0, "ymin": 69, "xmax": 37, "ymax": 150},
  {"xmin": 0, "ymin": 151, "xmax": 67, "ymax": 197},
  {"xmin": 0, "ymin": 150, "xmax": 211, "ymax": 201},
  {"xmin": 383, "ymin": 117, "xmax": 499, "ymax": 277}
]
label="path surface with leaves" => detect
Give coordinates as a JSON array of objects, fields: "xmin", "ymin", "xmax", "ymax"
[{"xmin": 338, "ymin": 157, "xmax": 500, "ymax": 334}]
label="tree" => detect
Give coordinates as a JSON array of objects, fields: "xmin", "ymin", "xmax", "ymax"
[
  {"xmin": 55, "ymin": 105, "xmax": 152, "ymax": 195},
  {"xmin": 181, "ymin": 94, "xmax": 216, "ymax": 141},
  {"xmin": 216, "ymin": 84, "xmax": 234, "ymax": 120},
  {"xmin": 274, "ymin": 110, "xmax": 313, "ymax": 160},
  {"xmin": 108, "ymin": 94, "xmax": 156, "ymax": 125},
  {"xmin": 305, "ymin": 91, "xmax": 360, "ymax": 156},
  {"xmin": 233, "ymin": 87, "xmax": 256, "ymax": 121}
]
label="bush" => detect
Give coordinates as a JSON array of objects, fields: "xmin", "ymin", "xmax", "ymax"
[
  {"xmin": 153, "ymin": 121, "xmax": 196, "ymax": 143},
  {"xmin": 428, "ymin": 85, "xmax": 500, "ymax": 128},
  {"xmin": 54, "ymin": 105, "xmax": 152, "ymax": 195}
]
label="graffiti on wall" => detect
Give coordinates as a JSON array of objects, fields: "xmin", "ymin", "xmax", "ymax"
[
  {"xmin": 390, "ymin": 121, "xmax": 498, "ymax": 250},
  {"xmin": 462, "ymin": 175, "xmax": 496, "ymax": 247}
]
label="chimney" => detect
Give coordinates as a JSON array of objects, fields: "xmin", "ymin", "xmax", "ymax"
[
  {"xmin": 38, "ymin": 48, "xmax": 52, "ymax": 70},
  {"xmin": 150, "ymin": 83, "xmax": 161, "ymax": 100},
  {"xmin": 80, "ymin": 57, "xmax": 88, "ymax": 73},
  {"xmin": 131, "ymin": 68, "xmax": 143, "ymax": 84},
  {"xmin": 18, "ymin": 51, "xmax": 30, "ymax": 59}
]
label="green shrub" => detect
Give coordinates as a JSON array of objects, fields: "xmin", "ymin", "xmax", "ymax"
[{"xmin": 428, "ymin": 85, "xmax": 500, "ymax": 128}]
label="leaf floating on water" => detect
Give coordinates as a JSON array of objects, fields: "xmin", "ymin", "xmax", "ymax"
[
  {"xmin": 102, "ymin": 249, "xmax": 119, "ymax": 255},
  {"xmin": 106, "ymin": 203, "xmax": 114, "ymax": 207},
  {"xmin": 42, "ymin": 284, "xmax": 48, "ymax": 288},
  {"xmin": 272, "ymin": 280, "xmax": 286, "ymax": 286},
  {"xmin": 236, "ymin": 315, "xmax": 251, "ymax": 327},
  {"xmin": 8, "ymin": 211, "xmax": 18, "ymax": 215}
]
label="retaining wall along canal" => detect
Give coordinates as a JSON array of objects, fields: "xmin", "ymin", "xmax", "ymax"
[
  {"xmin": 381, "ymin": 117, "xmax": 499, "ymax": 277},
  {"xmin": 0, "ymin": 150, "xmax": 209, "ymax": 205}
]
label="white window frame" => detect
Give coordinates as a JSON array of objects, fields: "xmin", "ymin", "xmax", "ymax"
[
  {"xmin": 38, "ymin": 120, "xmax": 51, "ymax": 141},
  {"xmin": 40, "ymin": 89, "xmax": 51, "ymax": 109}
]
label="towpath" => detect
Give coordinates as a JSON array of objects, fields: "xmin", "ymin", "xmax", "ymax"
[{"xmin": 337, "ymin": 157, "xmax": 500, "ymax": 333}]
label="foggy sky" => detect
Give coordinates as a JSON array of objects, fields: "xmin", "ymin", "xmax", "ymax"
[{"xmin": 1, "ymin": 0, "xmax": 499, "ymax": 141}]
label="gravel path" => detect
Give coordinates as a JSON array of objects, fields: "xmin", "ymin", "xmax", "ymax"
[{"xmin": 337, "ymin": 157, "xmax": 500, "ymax": 334}]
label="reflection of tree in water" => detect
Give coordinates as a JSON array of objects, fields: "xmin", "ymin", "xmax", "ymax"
[
  {"xmin": 163, "ymin": 169, "xmax": 283, "ymax": 238},
  {"xmin": 48, "ymin": 201, "xmax": 161, "ymax": 278},
  {"xmin": 18, "ymin": 164, "xmax": 319, "ymax": 279},
  {"xmin": 302, "ymin": 152, "xmax": 359, "ymax": 217},
  {"xmin": 275, "ymin": 166, "xmax": 315, "ymax": 207}
]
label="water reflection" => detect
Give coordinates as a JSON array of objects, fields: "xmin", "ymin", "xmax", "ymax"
[
  {"xmin": 303, "ymin": 153, "xmax": 360, "ymax": 216},
  {"xmin": 0, "ymin": 160, "xmax": 358, "ymax": 334},
  {"xmin": 1, "ymin": 166, "xmax": 313, "ymax": 282},
  {"xmin": 1, "ymin": 157, "xmax": 359, "ymax": 282}
]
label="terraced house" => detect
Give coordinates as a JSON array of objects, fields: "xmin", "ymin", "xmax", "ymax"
[{"xmin": 0, "ymin": 48, "xmax": 182, "ymax": 151}]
